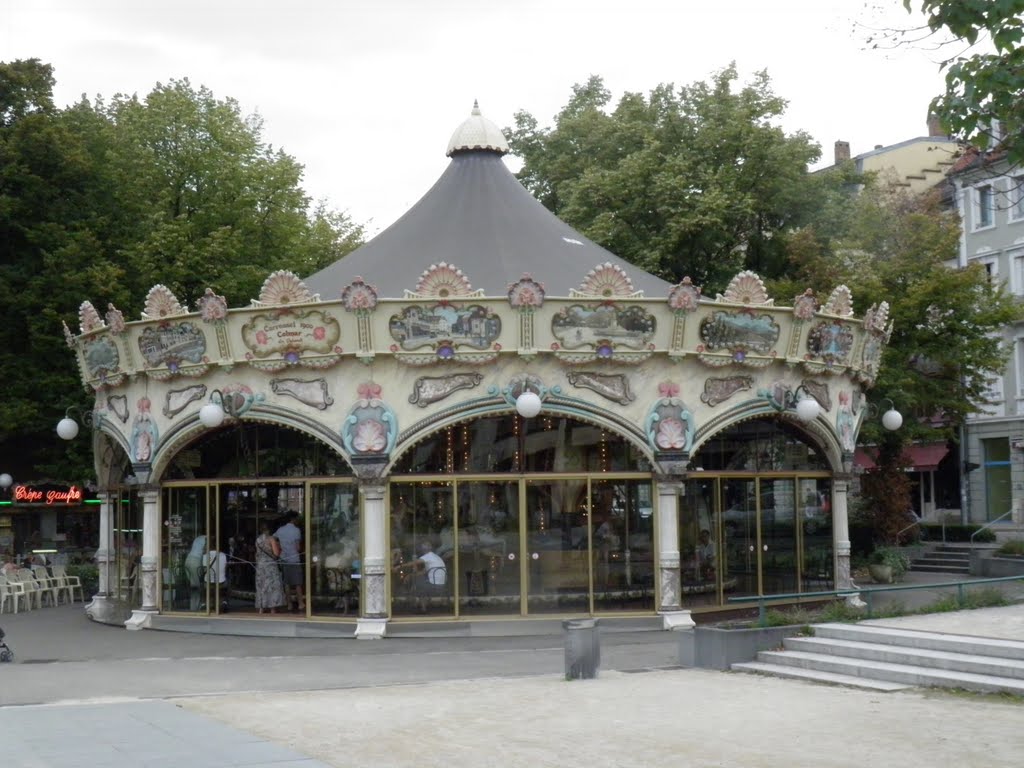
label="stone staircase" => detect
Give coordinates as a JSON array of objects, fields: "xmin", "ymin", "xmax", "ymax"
[
  {"xmin": 909, "ymin": 544, "xmax": 972, "ymax": 574},
  {"xmin": 732, "ymin": 623, "xmax": 1024, "ymax": 694}
]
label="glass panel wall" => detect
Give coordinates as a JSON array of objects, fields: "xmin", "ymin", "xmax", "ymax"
[
  {"xmin": 391, "ymin": 415, "xmax": 649, "ymax": 474},
  {"xmin": 162, "ymin": 486, "xmax": 208, "ymax": 613},
  {"xmin": 215, "ymin": 482, "xmax": 305, "ymax": 615},
  {"xmin": 390, "ymin": 482, "xmax": 454, "ymax": 617},
  {"xmin": 310, "ymin": 484, "xmax": 360, "ymax": 617}
]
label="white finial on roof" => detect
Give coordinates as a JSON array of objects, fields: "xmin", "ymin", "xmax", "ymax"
[{"xmin": 446, "ymin": 101, "xmax": 509, "ymax": 157}]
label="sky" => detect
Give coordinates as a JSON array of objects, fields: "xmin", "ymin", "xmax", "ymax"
[{"xmin": 4, "ymin": 0, "xmax": 948, "ymax": 235}]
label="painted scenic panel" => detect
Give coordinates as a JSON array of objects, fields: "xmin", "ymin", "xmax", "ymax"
[
  {"xmin": 138, "ymin": 322, "xmax": 207, "ymax": 367},
  {"xmin": 388, "ymin": 305, "xmax": 500, "ymax": 350},
  {"xmin": 551, "ymin": 305, "xmax": 656, "ymax": 349},
  {"xmin": 83, "ymin": 335, "xmax": 120, "ymax": 378},
  {"xmin": 808, "ymin": 321, "xmax": 854, "ymax": 364},
  {"xmin": 699, "ymin": 311, "xmax": 779, "ymax": 354}
]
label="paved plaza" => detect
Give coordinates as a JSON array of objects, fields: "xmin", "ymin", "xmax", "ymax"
[{"xmin": 1, "ymin": 575, "xmax": 1023, "ymax": 768}]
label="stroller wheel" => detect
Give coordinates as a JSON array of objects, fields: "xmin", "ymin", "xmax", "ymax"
[{"xmin": 0, "ymin": 648, "xmax": 13, "ymax": 663}]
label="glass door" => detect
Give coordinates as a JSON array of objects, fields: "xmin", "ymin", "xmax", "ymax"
[
  {"xmin": 759, "ymin": 478, "xmax": 798, "ymax": 596},
  {"xmin": 525, "ymin": 479, "xmax": 590, "ymax": 615},
  {"xmin": 457, "ymin": 480, "xmax": 520, "ymax": 617},
  {"xmin": 591, "ymin": 479, "xmax": 655, "ymax": 613},
  {"xmin": 310, "ymin": 483, "xmax": 360, "ymax": 617},
  {"xmin": 721, "ymin": 478, "xmax": 758, "ymax": 600},
  {"xmin": 113, "ymin": 488, "xmax": 142, "ymax": 609},
  {"xmin": 162, "ymin": 486, "xmax": 209, "ymax": 613}
]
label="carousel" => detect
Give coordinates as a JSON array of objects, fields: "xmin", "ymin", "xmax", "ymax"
[{"xmin": 63, "ymin": 104, "xmax": 893, "ymax": 637}]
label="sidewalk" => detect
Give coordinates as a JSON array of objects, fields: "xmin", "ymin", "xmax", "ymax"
[{"xmin": 2, "ymin": 577, "xmax": 1022, "ymax": 768}]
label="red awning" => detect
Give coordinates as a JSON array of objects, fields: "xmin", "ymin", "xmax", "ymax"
[{"xmin": 854, "ymin": 443, "xmax": 949, "ymax": 472}]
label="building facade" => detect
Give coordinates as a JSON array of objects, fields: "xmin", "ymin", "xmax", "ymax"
[
  {"xmin": 949, "ymin": 150, "xmax": 1024, "ymax": 529},
  {"xmin": 65, "ymin": 107, "xmax": 893, "ymax": 635}
]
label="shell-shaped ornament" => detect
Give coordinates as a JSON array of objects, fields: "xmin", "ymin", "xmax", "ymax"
[
  {"xmin": 79, "ymin": 301, "xmax": 105, "ymax": 334},
  {"xmin": 717, "ymin": 271, "xmax": 773, "ymax": 306},
  {"xmin": 822, "ymin": 285, "xmax": 854, "ymax": 318},
  {"xmin": 415, "ymin": 262, "xmax": 474, "ymax": 299},
  {"xmin": 577, "ymin": 262, "xmax": 636, "ymax": 299},
  {"xmin": 254, "ymin": 270, "xmax": 318, "ymax": 306},
  {"xmin": 142, "ymin": 284, "xmax": 187, "ymax": 320}
]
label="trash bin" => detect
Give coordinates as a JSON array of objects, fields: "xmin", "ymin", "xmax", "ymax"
[{"xmin": 562, "ymin": 618, "xmax": 600, "ymax": 679}]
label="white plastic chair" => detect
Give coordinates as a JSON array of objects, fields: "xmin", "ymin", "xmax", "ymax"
[
  {"xmin": 9, "ymin": 570, "xmax": 42, "ymax": 609},
  {"xmin": 51, "ymin": 565, "xmax": 85, "ymax": 603},
  {"xmin": 0, "ymin": 574, "xmax": 29, "ymax": 614},
  {"xmin": 32, "ymin": 565, "xmax": 65, "ymax": 606}
]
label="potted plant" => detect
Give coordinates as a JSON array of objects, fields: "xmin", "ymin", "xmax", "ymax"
[{"xmin": 867, "ymin": 546, "xmax": 909, "ymax": 584}]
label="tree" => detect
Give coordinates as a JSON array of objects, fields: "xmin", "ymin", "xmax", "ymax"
[
  {"xmin": 507, "ymin": 66, "xmax": 829, "ymax": 291},
  {"xmin": 0, "ymin": 62, "xmax": 364, "ymax": 484},
  {"xmin": 904, "ymin": 0, "xmax": 1024, "ymax": 166},
  {"xmin": 782, "ymin": 180, "xmax": 1021, "ymax": 539}
]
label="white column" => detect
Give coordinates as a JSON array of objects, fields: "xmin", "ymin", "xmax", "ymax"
[
  {"xmin": 86, "ymin": 490, "xmax": 124, "ymax": 625},
  {"xmin": 656, "ymin": 477, "xmax": 693, "ymax": 630},
  {"xmin": 833, "ymin": 479, "xmax": 852, "ymax": 590},
  {"xmin": 94, "ymin": 491, "xmax": 114, "ymax": 597},
  {"xmin": 355, "ymin": 482, "xmax": 388, "ymax": 639},
  {"xmin": 126, "ymin": 488, "xmax": 160, "ymax": 629}
]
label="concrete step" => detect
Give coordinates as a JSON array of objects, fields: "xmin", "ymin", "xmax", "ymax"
[
  {"xmin": 730, "ymin": 662, "xmax": 911, "ymax": 692},
  {"xmin": 783, "ymin": 636, "xmax": 1024, "ymax": 680},
  {"xmin": 915, "ymin": 552, "xmax": 970, "ymax": 562},
  {"xmin": 909, "ymin": 563, "xmax": 970, "ymax": 573},
  {"xmin": 813, "ymin": 623, "xmax": 1024, "ymax": 661},
  {"xmin": 747, "ymin": 649, "xmax": 1024, "ymax": 695}
]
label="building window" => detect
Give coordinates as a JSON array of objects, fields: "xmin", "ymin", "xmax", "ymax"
[
  {"xmin": 1013, "ymin": 249, "xmax": 1024, "ymax": 296},
  {"xmin": 1011, "ymin": 175, "xmax": 1024, "ymax": 222},
  {"xmin": 982, "ymin": 438, "xmax": 1011, "ymax": 521},
  {"xmin": 976, "ymin": 184, "xmax": 994, "ymax": 229}
]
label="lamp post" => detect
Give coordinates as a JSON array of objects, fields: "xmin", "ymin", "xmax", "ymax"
[
  {"xmin": 515, "ymin": 390, "xmax": 542, "ymax": 419},
  {"xmin": 0, "ymin": 472, "xmax": 12, "ymax": 499},
  {"xmin": 198, "ymin": 389, "xmax": 241, "ymax": 428},
  {"xmin": 770, "ymin": 384, "xmax": 822, "ymax": 423},
  {"xmin": 56, "ymin": 406, "xmax": 95, "ymax": 440}
]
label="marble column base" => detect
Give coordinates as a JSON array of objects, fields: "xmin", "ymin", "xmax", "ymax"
[
  {"xmin": 125, "ymin": 609, "xmax": 157, "ymax": 631},
  {"xmin": 85, "ymin": 595, "xmax": 127, "ymax": 626},
  {"xmin": 355, "ymin": 617, "xmax": 388, "ymax": 639},
  {"xmin": 660, "ymin": 609, "xmax": 695, "ymax": 631}
]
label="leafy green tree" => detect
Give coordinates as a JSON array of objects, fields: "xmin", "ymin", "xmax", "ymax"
[
  {"xmin": 784, "ymin": 181, "xmax": 1020, "ymax": 537},
  {"xmin": 507, "ymin": 66, "xmax": 829, "ymax": 291},
  {"xmin": 904, "ymin": 0, "xmax": 1024, "ymax": 165},
  {"xmin": 0, "ymin": 62, "xmax": 364, "ymax": 485}
]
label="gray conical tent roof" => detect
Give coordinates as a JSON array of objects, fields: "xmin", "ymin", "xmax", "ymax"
[{"xmin": 304, "ymin": 104, "xmax": 672, "ymax": 298}]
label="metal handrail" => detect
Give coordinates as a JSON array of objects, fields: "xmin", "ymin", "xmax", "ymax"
[
  {"xmin": 726, "ymin": 574, "xmax": 1024, "ymax": 626},
  {"xmin": 970, "ymin": 509, "xmax": 1013, "ymax": 544}
]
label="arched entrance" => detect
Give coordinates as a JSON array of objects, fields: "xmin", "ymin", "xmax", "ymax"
[
  {"xmin": 681, "ymin": 418, "xmax": 834, "ymax": 609},
  {"xmin": 159, "ymin": 422, "xmax": 358, "ymax": 617},
  {"xmin": 388, "ymin": 413, "xmax": 656, "ymax": 617}
]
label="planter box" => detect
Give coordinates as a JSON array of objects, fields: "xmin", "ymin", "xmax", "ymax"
[
  {"xmin": 678, "ymin": 624, "xmax": 807, "ymax": 670},
  {"xmin": 971, "ymin": 553, "xmax": 1024, "ymax": 578}
]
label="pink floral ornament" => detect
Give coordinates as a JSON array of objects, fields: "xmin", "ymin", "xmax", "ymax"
[
  {"xmin": 658, "ymin": 381, "xmax": 680, "ymax": 398},
  {"xmin": 507, "ymin": 274, "xmax": 546, "ymax": 309},
  {"xmin": 341, "ymin": 277, "xmax": 379, "ymax": 312},
  {"xmin": 357, "ymin": 382, "xmax": 383, "ymax": 401},
  {"xmin": 667, "ymin": 277, "xmax": 701, "ymax": 313}
]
